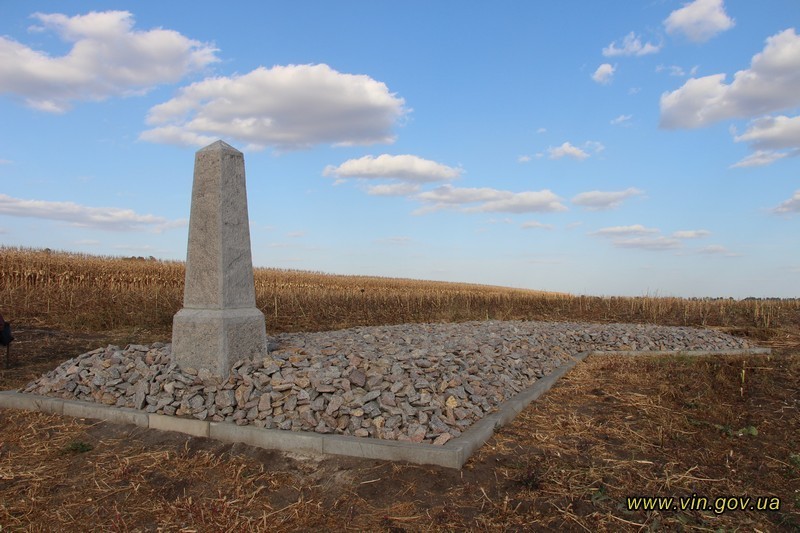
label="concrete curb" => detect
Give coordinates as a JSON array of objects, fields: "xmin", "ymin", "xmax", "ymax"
[
  {"xmin": 0, "ymin": 347, "xmax": 771, "ymax": 469},
  {"xmin": 448, "ymin": 351, "xmax": 593, "ymax": 464},
  {"xmin": 590, "ymin": 348, "xmax": 772, "ymax": 357}
]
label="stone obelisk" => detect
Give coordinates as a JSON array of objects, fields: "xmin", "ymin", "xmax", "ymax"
[{"xmin": 172, "ymin": 140, "xmax": 268, "ymax": 377}]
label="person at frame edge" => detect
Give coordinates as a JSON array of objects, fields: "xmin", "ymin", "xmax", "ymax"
[{"xmin": 0, "ymin": 313, "xmax": 13, "ymax": 346}]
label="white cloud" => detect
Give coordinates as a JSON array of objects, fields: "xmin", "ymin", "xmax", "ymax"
[
  {"xmin": 610, "ymin": 114, "xmax": 633, "ymax": 126},
  {"xmin": 734, "ymin": 115, "xmax": 800, "ymax": 150},
  {"xmin": 664, "ymin": 0, "xmax": 735, "ymax": 43},
  {"xmin": 73, "ymin": 239, "xmax": 100, "ymax": 246},
  {"xmin": 628, "ymin": 87, "xmax": 641, "ymax": 95},
  {"xmin": 548, "ymin": 142, "xmax": 589, "ymax": 160},
  {"xmin": 593, "ymin": 227, "xmax": 712, "ymax": 248},
  {"xmin": 773, "ymin": 190, "xmax": 800, "ymax": 214},
  {"xmin": 656, "ymin": 65, "xmax": 686, "ymax": 77},
  {"xmin": 0, "ymin": 11, "xmax": 218, "ymax": 113},
  {"xmin": 697, "ymin": 244, "xmax": 739, "ymax": 256},
  {"xmin": 585, "ymin": 140, "xmax": 605, "ymax": 153},
  {"xmin": 590, "ymin": 225, "xmax": 699, "ymax": 251},
  {"xmin": 323, "ymin": 154, "xmax": 459, "ymax": 182},
  {"xmin": 466, "ymin": 192, "xmax": 567, "ymax": 214},
  {"xmin": 572, "ymin": 188, "xmax": 644, "ymax": 210},
  {"xmin": 731, "ymin": 115, "xmax": 800, "ymax": 166},
  {"xmin": 287, "ymin": 231, "xmax": 306, "ymax": 238},
  {"xmin": 415, "ymin": 185, "xmax": 566, "ymax": 214},
  {"xmin": 591, "ymin": 225, "xmax": 659, "ymax": 237},
  {"xmin": 141, "ymin": 64, "xmax": 407, "ymax": 150},
  {"xmin": 0, "ymin": 159, "xmax": 11, "ymax": 165},
  {"xmin": 536, "ymin": 127, "xmax": 547, "ymax": 134},
  {"xmin": 366, "ymin": 183, "xmax": 421, "ymax": 196},
  {"xmin": 614, "ymin": 236, "xmax": 682, "ymax": 251},
  {"xmin": 592, "ymin": 63, "xmax": 616, "ymax": 84},
  {"xmin": 0, "ymin": 193, "xmax": 186, "ymax": 232},
  {"xmin": 660, "ymin": 29, "xmax": 800, "ymax": 129},
  {"xmin": 517, "ymin": 155, "xmax": 532, "ymax": 163},
  {"xmin": 673, "ymin": 229, "xmax": 711, "ymax": 239},
  {"xmin": 521, "ymin": 220, "xmax": 553, "ymax": 230},
  {"xmin": 417, "ymin": 185, "xmax": 506, "ymax": 205},
  {"xmin": 603, "ymin": 32, "xmax": 661, "ymax": 57},
  {"xmin": 731, "ymin": 150, "xmax": 790, "ymax": 168}
]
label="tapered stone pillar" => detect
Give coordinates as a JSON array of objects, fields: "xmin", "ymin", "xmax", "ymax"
[{"xmin": 172, "ymin": 140, "xmax": 268, "ymax": 377}]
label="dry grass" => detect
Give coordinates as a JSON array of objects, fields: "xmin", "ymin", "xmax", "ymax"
[
  {"xmin": 1, "ymin": 346, "xmax": 798, "ymax": 531},
  {"xmin": 2, "ymin": 246, "xmax": 799, "ymax": 335}
]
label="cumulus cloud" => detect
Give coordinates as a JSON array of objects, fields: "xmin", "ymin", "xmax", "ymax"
[
  {"xmin": 416, "ymin": 185, "xmax": 507, "ymax": 206},
  {"xmin": 731, "ymin": 114, "xmax": 800, "ymax": 167},
  {"xmin": 673, "ymin": 229, "xmax": 711, "ymax": 238},
  {"xmin": 603, "ymin": 32, "xmax": 661, "ymax": 57},
  {"xmin": 414, "ymin": 185, "xmax": 566, "ymax": 215},
  {"xmin": 517, "ymin": 155, "xmax": 532, "ymax": 163},
  {"xmin": 466, "ymin": 192, "xmax": 567, "ymax": 214},
  {"xmin": 734, "ymin": 115, "xmax": 800, "ymax": 150},
  {"xmin": 0, "ymin": 10, "xmax": 218, "ymax": 112},
  {"xmin": 366, "ymin": 183, "xmax": 421, "ymax": 196},
  {"xmin": 141, "ymin": 64, "xmax": 407, "ymax": 150},
  {"xmin": 610, "ymin": 114, "xmax": 633, "ymax": 126},
  {"xmin": 548, "ymin": 142, "xmax": 589, "ymax": 160},
  {"xmin": 773, "ymin": 190, "xmax": 800, "ymax": 214},
  {"xmin": 590, "ymin": 225, "xmax": 659, "ymax": 237},
  {"xmin": 323, "ymin": 154, "xmax": 459, "ymax": 182},
  {"xmin": 521, "ymin": 221, "xmax": 553, "ymax": 230},
  {"xmin": 592, "ymin": 63, "xmax": 616, "ymax": 84},
  {"xmin": 664, "ymin": 0, "xmax": 735, "ymax": 43},
  {"xmin": 0, "ymin": 193, "xmax": 187, "ymax": 232},
  {"xmin": 572, "ymin": 188, "xmax": 644, "ymax": 210},
  {"xmin": 660, "ymin": 29, "xmax": 800, "ymax": 129},
  {"xmin": 590, "ymin": 225, "xmax": 715, "ymax": 251}
]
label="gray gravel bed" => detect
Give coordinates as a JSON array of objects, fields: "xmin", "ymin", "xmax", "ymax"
[{"xmin": 21, "ymin": 320, "xmax": 752, "ymax": 445}]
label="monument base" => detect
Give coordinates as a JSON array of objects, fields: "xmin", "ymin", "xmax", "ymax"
[{"xmin": 172, "ymin": 307, "xmax": 268, "ymax": 377}]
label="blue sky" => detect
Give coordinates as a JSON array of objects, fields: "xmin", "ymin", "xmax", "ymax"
[{"xmin": 1, "ymin": 1, "xmax": 798, "ymax": 298}]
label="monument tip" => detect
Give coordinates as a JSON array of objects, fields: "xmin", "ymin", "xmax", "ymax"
[{"xmin": 198, "ymin": 139, "xmax": 241, "ymax": 154}]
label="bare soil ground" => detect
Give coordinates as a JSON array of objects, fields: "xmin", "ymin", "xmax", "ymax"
[{"xmin": 1, "ymin": 326, "xmax": 799, "ymax": 531}]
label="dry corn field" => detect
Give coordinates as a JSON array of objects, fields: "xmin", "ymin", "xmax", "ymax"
[
  {"xmin": 2, "ymin": 246, "xmax": 799, "ymax": 335},
  {"xmin": 2, "ymin": 246, "xmax": 799, "ymax": 531}
]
